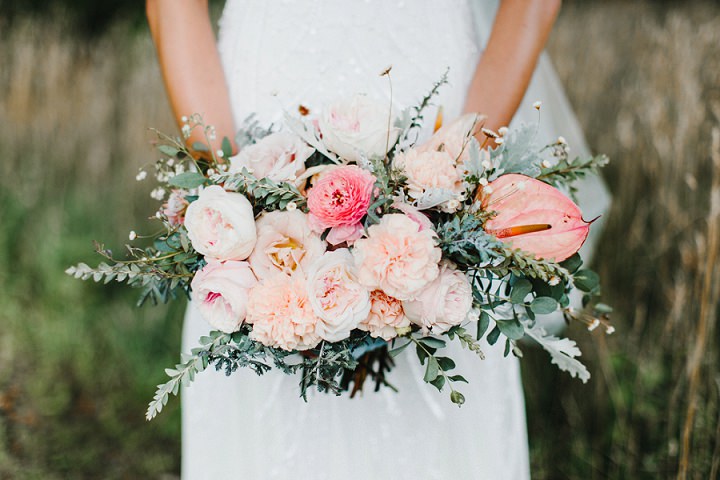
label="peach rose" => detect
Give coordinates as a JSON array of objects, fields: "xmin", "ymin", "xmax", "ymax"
[
  {"xmin": 353, "ymin": 213, "xmax": 441, "ymax": 301},
  {"xmin": 245, "ymin": 272, "xmax": 321, "ymax": 351},
  {"xmin": 248, "ymin": 210, "xmax": 326, "ymax": 280},
  {"xmin": 190, "ymin": 260, "xmax": 258, "ymax": 333},
  {"xmin": 184, "ymin": 185, "xmax": 257, "ymax": 261},
  {"xmin": 392, "ymin": 148, "xmax": 464, "ymax": 209},
  {"xmin": 358, "ymin": 290, "xmax": 410, "ymax": 341},
  {"xmin": 306, "ymin": 165, "xmax": 375, "ymax": 245},
  {"xmin": 229, "ymin": 131, "xmax": 313, "ymax": 185},
  {"xmin": 402, "ymin": 261, "xmax": 473, "ymax": 334},
  {"xmin": 319, "ymin": 94, "xmax": 400, "ymax": 163},
  {"xmin": 306, "ymin": 249, "xmax": 370, "ymax": 342}
]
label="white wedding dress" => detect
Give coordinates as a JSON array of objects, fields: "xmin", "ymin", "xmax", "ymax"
[{"xmin": 181, "ymin": 1, "xmax": 611, "ymax": 479}]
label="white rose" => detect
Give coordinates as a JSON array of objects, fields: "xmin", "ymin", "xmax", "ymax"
[
  {"xmin": 319, "ymin": 94, "xmax": 400, "ymax": 163},
  {"xmin": 248, "ymin": 210, "xmax": 326, "ymax": 280},
  {"xmin": 184, "ymin": 185, "xmax": 257, "ymax": 261},
  {"xmin": 306, "ymin": 249, "xmax": 371, "ymax": 342},
  {"xmin": 402, "ymin": 261, "xmax": 473, "ymax": 334},
  {"xmin": 229, "ymin": 132, "xmax": 313, "ymax": 185},
  {"xmin": 191, "ymin": 260, "xmax": 258, "ymax": 333}
]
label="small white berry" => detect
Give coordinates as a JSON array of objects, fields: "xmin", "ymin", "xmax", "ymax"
[
  {"xmin": 447, "ymin": 199, "xmax": 460, "ymax": 211},
  {"xmin": 181, "ymin": 124, "xmax": 191, "ymax": 138},
  {"xmin": 533, "ymin": 101, "xmax": 542, "ymax": 110},
  {"xmin": 481, "ymin": 160, "xmax": 492, "ymax": 170},
  {"xmin": 135, "ymin": 170, "xmax": 147, "ymax": 181},
  {"xmin": 587, "ymin": 319, "xmax": 600, "ymax": 331},
  {"xmin": 478, "ymin": 177, "xmax": 489, "ymax": 186},
  {"xmin": 548, "ymin": 275, "xmax": 560, "ymax": 286},
  {"xmin": 129, "ymin": 230, "xmax": 137, "ymax": 241},
  {"xmin": 207, "ymin": 168, "xmax": 216, "ymax": 176},
  {"xmin": 495, "ymin": 138, "xmax": 505, "ymax": 145},
  {"xmin": 286, "ymin": 201, "xmax": 298, "ymax": 211},
  {"xmin": 541, "ymin": 159, "xmax": 553, "ymax": 169},
  {"xmin": 181, "ymin": 115, "xmax": 188, "ymax": 123},
  {"xmin": 557, "ymin": 136, "xmax": 567, "ymax": 145},
  {"xmin": 605, "ymin": 326, "xmax": 615, "ymax": 335},
  {"xmin": 150, "ymin": 187, "xmax": 166, "ymax": 201},
  {"xmin": 498, "ymin": 126, "xmax": 509, "ymax": 136},
  {"xmin": 216, "ymin": 149, "xmax": 224, "ymax": 158}
]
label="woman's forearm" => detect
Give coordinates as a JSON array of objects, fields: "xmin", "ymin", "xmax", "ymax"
[
  {"xmin": 146, "ymin": 0, "xmax": 236, "ymax": 153},
  {"xmin": 464, "ymin": 0, "xmax": 561, "ymax": 133}
]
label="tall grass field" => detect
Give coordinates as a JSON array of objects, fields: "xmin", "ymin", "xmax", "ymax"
[{"xmin": 1, "ymin": 2, "xmax": 718, "ymax": 478}]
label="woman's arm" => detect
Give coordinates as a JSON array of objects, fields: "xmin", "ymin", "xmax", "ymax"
[
  {"xmin": 146, "ymin": 0, "xmax": 236, "ymax": 154},
  {"xmin": 464, "ymin": 0, "xmax": 561, "ymax": 133}
]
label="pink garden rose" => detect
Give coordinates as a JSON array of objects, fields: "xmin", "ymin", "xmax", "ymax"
[
  {"xmin": 306, "ymin": 249, "xmax": 370, "ymax": 342},
  {"xmin": 402, "ymin": 261, "xmax": 473, "ymax": 334},
  {"xmin": 245, "ymin": 272, "xmax": 321, "ymax": 351},
  {"xmin": 248, "ymin": 210, "xmax": 326, "ymax": 280},
  {"xmin": 480, "ymin": 173, "xmax": 591, "ymax": 262},
  {"xmin": 306, "ymin": 165, "xmax": 375, "ymax": 245},
  {"xmin": 391, "ymin": 200, "xmax": 433, "ymax": 232},
  {"xmin": 162, "ymin": 189, "xmax": 189, "ymax": 226},
  {"xmin": 353, "ymin": 213, "xmax": 441, "ymax": 301},
  {"xmin": 229, "ymin": 132, "xmax": 313, "ymax": 185},
  {"xmin": 318, "ymin": 95, "xmax": 401, "ymax": 163},
  {"xmin": 358, "ymin": 290, "xmax": 410, "ymax": 341},
  {"xmin": 190, "ymin": 260, "xmax": 258, "ymax": 333},
  {"xmin": 184, "ymin": 185, "xmax": 257, "ymax": 261}
]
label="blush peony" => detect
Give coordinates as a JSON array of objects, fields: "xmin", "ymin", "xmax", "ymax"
[
  {"xmin": 358, "ymin": 290, "xmax": 410, "ymax": 341},
  {"xmin": 184, "ymin": 185, "xmax": 257, "ymax": 261},
  {"xmin": 162, "ymin": 189, "xmax": 190, "ymax": 226},
  {"xmin": 306, "ymin": 165, "xmax": 375, "ymax": 245},
  {"xmin": 353, "ymin": 213, "xmax": 441, "ymax": 301},
  {"xmin": 306, "ymin": 249, "xmax": 370, "ymax": 342},
  {"xmin": 248, "ymin": 210, "xmax": 326, "ymax": 280},
  {"xmin": 245, "ymin": 272, "xmax": 321, "ymax": 351},
  {"xmin": 319, "ymin": 94, "xmax": 400, "ymax": 163},
  {"xmin": 229, "ymin": 131, "xmax": 313, "ymax": 185},
  {"xmin": 402, "ymin": 261, "xmax": 473, "ymax": 334},
  {"xmin": 190, "ymin": 260, "xmax": 258, "ymax": 333}
]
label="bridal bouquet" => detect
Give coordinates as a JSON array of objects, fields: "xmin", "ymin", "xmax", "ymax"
[{"xmin": 67, "ymin": 75, "xmax": 612, "ymax": 420}]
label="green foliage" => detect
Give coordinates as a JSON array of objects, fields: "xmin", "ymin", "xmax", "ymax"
[{"xmin": 216, "ymin": 169, "xmax": 307, "ymax": 213}]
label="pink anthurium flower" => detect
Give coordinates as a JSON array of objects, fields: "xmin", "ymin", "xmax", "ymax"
[{"xmin": 480, "ymin": 174, "xmax": 592, "ymax": 262}]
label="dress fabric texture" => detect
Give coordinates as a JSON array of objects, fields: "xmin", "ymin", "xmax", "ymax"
[{"xmin": 181, "ymin": 1, "xmax": 610, "ymax": 479}]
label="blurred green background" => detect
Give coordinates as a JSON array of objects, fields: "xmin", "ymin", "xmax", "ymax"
[{"xmin": 1, "ymin": 1, "xmax": 719, "ymax": 478}]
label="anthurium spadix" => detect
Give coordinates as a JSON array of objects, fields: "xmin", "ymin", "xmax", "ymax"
[{"xmin": 480, "ymin": 174, "xmax": 591, "ymax": 262}]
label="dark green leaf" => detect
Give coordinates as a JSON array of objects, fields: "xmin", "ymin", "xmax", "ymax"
[
  {"xmin": 504, "ymin": 338, "xmax": 511, "ymax": 357},
  {"xmin": 429, "ymin": 375, "xmax": 445, "ymax": 391},
  {"xmin": 573, "ymin": 269, "xmax": 600, "ymax": 292},
  {"xmin": 448, "ymin": 375, "xmax": 468, "ymax": 383},
  {"xmin": 487, "ymin": 325, "xmax": 501, "ymax": 345},
  {"xmin": 388, "ymin": 341, "xmax": 411, "ymax": 357},
  {"xmin": 477, "ymin": 311, "xmax": 491, "ymax": 340},
  {"xmin": 560, "ymin": 253, "xmax": 583, "ymax": 274},
  {"xmin": 416, "ymin": 344, "xmax": 428, "ymax": 365},
  {"xmin": 192, "ymin": 141, "xmax": 209, "ymax": 152},
  {"xmin": 168, "ymin": 172, "xmax": 207, "ymax": 189},
  {"xmin": 436, "ymin": 357, "xmax": 456, "ymax": 371}
]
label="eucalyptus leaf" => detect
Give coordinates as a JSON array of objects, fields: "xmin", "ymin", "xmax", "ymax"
[
  {"xmin": 574, "ymin": 269, "xmax": 600, "ymax": 292},
  {"xmin": 419, "ymin": 337, "xmax": 447, "ymax": 349},
  {"xmin": 487, "ymin": 325, "xmax": 501, "ymax": 346},
  {"xmin": 424, "ymin": 357, "xmax": 440, "ymax": 382},
  {"xmin": 510, "ymin": 278, "xmax": 533, "ymax": 304},
  {"xmin": 531, "ymin": 296, "xmax": 559, "ymax": 315},
  {"xmin": 158, "ymin": 145, "xmax": 180, "ymax": 157},
  {"xmin": 496, "ymin": 318, "xmax": 525, "ymax": 340},
  {"xmin": 477, "ymin": 311, "xmax": 491, "ymax": 340},
  {"xmin": 168, "ymin": 172, "xmax": 207, "ymax": 189}
]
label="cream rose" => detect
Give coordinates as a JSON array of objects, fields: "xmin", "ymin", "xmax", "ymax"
[
  {"xmin": 418, "ymin": 113, "xmax": 483, "ymax": 163},
  {"xmin": 306, "ymin": 249, "xmax": 371, "ymax": 342},
  {"xmin": 358, "ymin": 290, "xmax": 411, "ymax": 341},
  {"xmin": 402, "ymin": 261, "xmax": 473, "ymax": 334},
  {"xmin": 190, "ymin": 260, "xmax": 258, "ymax": 333},
  {"xmin": 248, "ymin": 210, "xmax": 326, "ymax": 280},
  {"xmin": 393, "ymin": 148, "xmax": 464, "ymax": 202},
  {"xmin": 184, "ymin": 185, "xmax": 257, "ymax": 261},
  {"xmin": 353, "ymin": 213, "xmax": 441, "ymax": 301},
  {"xmin": 229, "ymin": 131, "xmax": 313, "ymax": 184},
  {"xmin": 319, "ymin": 94, "xmax": 400, "ymax": 163}
]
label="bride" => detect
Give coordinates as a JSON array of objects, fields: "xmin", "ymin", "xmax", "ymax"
[{"xmin": 147, "ymin": 1, "xmax": 610, "ymax": 478}]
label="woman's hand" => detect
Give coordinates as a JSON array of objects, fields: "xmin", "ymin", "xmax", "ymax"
[
  {"xmin": 464, "ymin": 0, "xmax": 561, "ymax": 136},
  {"xmin": 146, "ymin": 0, "xmax": 237, "ymax": 156}
]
